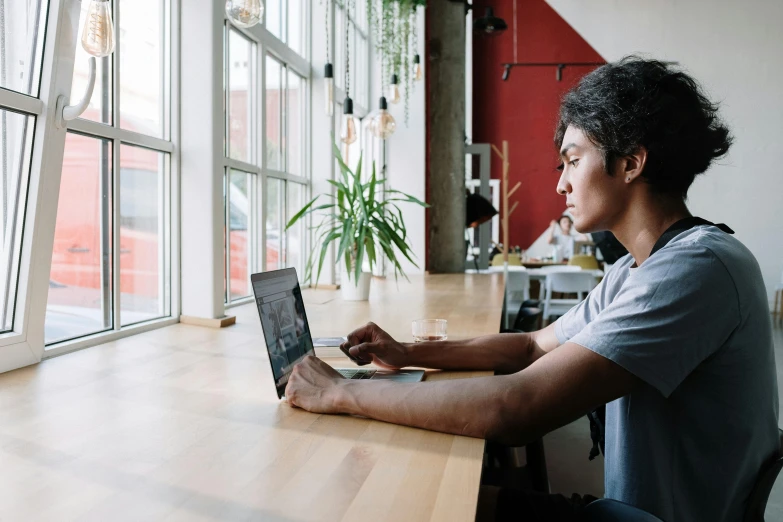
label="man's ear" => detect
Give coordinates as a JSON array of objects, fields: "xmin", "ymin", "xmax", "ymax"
[{"xmin": 619, "ymin": 146, "xmax": 648, "ymax": 183}]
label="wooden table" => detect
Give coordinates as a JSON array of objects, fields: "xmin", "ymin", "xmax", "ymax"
[{"xmin": 0, "ymin": 274, "xmax": 504, "ymax": 522}]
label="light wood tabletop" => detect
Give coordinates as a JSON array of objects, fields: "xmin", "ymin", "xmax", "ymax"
[{"xmin": 0, "ymin": 273, "xmax": 504, "ymax": 522}]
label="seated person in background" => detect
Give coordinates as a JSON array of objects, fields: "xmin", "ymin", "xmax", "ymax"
[
  {"xmin": 547, "ymin": 215, "xmax": 588, "ymax": 259},
  {"xmin": 284, "ymin": 57, "xmax": 779, "ymax": 522}
]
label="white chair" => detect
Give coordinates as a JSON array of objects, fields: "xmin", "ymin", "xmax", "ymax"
[
  {"xmin": 774, "ymin": 269, "xmax": 783, "ymax": 325},
  {"xmin": 543, "ymin": 272, "xmax": 597, "ymax": 322},
  {"xmin": 504, "ymin": 271, "xmax": 531, "ymax": 328}
]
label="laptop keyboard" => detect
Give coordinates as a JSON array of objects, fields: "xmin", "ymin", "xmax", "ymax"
[{"xmin": 337, "ymin": 368, "xmax": 377, "ymax": 380}]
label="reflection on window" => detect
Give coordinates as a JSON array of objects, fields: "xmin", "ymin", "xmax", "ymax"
[
  {"xmin": 119, "ymin": 144, "xmax": 168, "ymax": 326},
  {"xmin": 45, "ymin": 133, "xmax": 113, "ymax": 344},
  {"xmin": 0, "ymin": 109, "xmax": 34, "ymax": 332},
  {"xmin": 287, "ymin": 0, "xmax": 303, "ymax": 56},
  {"xmin": 287, "ymin": 183, "xmax": 305, "ymax": 276},
  {"xmin": 266, "ymin": 0, "xmax": 282, "ymax": 42},
  {"xmin": 265, "ymin": 55, "xmax": 283, "ymax": 171},
  {"xmin": 0, "ymin": 0, "xmax": 47, "ymax": 96},
  {"xmin": 266, "ymin": 178, "xmax": 284, "ymax": 270},
  {"xmin": 228, "ymin": 170, "xmax": 251, "ymax": 299},
  {"xmin": 228, "ymin": 30, "xmax": 254, "ymax": 163},
  {"xmin": 287, "ymin": 70, "xmax": 303, "ymax": 175},
  {"xmin": 120, "ymin": 0, "xmax": 166, "ymax": 138}
]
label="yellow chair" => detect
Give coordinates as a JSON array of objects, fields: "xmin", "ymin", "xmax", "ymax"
[
  {"xmin": 491, "ymin": 252, "xmax": 522, "ymax": 266},
  {"xmin": 568, "ymin": 254, "xmax": 600, "ymax": 270}
]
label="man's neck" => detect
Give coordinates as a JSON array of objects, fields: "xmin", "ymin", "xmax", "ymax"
[{"xmin": 612, "ymin": 197, "xmax": 691, "ymax": 267}]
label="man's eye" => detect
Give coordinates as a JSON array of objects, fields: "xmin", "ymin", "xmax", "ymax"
[
  {"xmin": 556, "ymin": 163, "xmax": 564, "ymax": 172},
  {"xmin": 570, "ymin": 159, "xmax": 579, "ymax": 167}
]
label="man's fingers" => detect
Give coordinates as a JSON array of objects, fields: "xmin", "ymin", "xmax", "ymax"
[{"xmin": 348, "ymin": 342, "xmax": 378, "ymax": 365}]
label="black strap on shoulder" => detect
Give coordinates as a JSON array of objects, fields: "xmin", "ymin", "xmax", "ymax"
[{"xmin": 649, "ymin": 217, "xmax": 734, "ymax": 257}]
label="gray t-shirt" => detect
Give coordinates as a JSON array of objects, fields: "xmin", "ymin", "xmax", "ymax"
[{"xmin": 555, "ymin": 225, "xmax": 779, "ymax": 522}]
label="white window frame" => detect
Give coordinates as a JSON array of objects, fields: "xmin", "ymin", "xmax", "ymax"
[
  {"xmin": 0, "ymin": 0, "xmax": 182, "ymax": 365},
  {"xmin": 223, "ymin": 3, "xmax": 312, "ymax": 307}
]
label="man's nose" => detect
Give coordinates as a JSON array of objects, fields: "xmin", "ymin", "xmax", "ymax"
[{"xmin": 556, "ymin": 171, "xmax": 570, "ymax": 195}]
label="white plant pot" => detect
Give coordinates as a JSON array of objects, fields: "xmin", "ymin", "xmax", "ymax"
[{"xmin": 341, "ymin": 271, "xmax": 372, "ymax": 301}]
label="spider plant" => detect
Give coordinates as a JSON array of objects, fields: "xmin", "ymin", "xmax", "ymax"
[{"xmin": 285, "ymin": 143, "xmax": 428, "ymax": 286}]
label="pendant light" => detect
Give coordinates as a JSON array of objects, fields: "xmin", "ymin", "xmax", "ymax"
[
  {"xmin": 324, "ymin": 0, "xmax": 334, "ymax": 116},
  {"xmin": 474, "ymin": 7, "xmax": 507, "ymax": 35},
  {"xmin": 370, "ymin": 96, "xmax": 396, "ymax": 139},
  {"xmin": 341, "ymin": 97, "xmax": 358, "ymax": 145},
  {"xmin": 325, "ymin": 64, "xmax": 335, "ymax": 117},
  {"xmin": 81, "ymin": 0, "xmax": 115, "ymax": 57},
  {"xmin": 412, "ymin": 55, "xmax": 423, "ymax": 82},
  {"xmin": 340, "ymin": 0, "xmax": 357, "ymax": 145},
  {"xmin": 225, "ymin": 0, "xmax": 263, "ymax": 29},
  {"xmin": 387, "ymin": 74, "xmax": 401, "ymax": 104}
]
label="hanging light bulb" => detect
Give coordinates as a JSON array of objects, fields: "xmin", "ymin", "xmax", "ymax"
[
  {"xmin": 324, "ymin": 63, "xmax": 334, "ymax": 117},
  {"xmin": 225, "ymin": 0, "xmax": 264, "ymax": 29},
  {"xmin": 387, "ymin": 74, "xmax": 401, "ymax": 104},
  {"xmin": 413, "ymin": 55, "xmax": 423, "ymax": 82},
  {"xmin": 340, "ymin": 97, "xmax": 358, "ymax": 145},
  {"xmin": 80, "ymin": 0, "xmax": 115, "ymax": 57},
  {"xmin": 370, "ymin": 97, "xmax": 396, "ymax": 140}
]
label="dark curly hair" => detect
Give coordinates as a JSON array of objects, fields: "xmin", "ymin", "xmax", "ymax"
[{"xmin": 554, "ymin": 56, "xmax": 733, "ymax": 198}]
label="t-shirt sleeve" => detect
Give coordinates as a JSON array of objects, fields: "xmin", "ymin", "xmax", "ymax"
[
  {"xmin": 554, "ymin": 259, "xmax": 626, "ymax": 344},
  {"xmin": 568, "ymin": 244, "xmax": 740, "ymax": 397}
]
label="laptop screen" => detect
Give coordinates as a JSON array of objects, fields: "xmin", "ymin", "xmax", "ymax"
[{"xmin": 251, "ymin": 269, "xmax": 315, "ymax": 391}]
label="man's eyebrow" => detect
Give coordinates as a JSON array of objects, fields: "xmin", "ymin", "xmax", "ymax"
[{"xmin": 560, "ymin": 142, "xmax": 579, "ymax": 157}]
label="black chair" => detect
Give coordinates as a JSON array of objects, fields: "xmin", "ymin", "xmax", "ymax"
[
  {"xmin": 483, "ymin": 328, "xmax": 550, "ymax": 494},
  {"xmin": 581, "ymin": 499, "xmax": 664, "ymax": 522},
  {"xmin": 513, "ymin": 307, "xmax": 541, "ymax": 332},
  {"xmin": 744, "ymin": 429, "xmax": 783, "ymax": 522}
]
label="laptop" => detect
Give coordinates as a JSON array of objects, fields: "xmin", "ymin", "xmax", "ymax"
[{"xmin": 251, "ymin": 268, "xmax": 425, "ymax": 399}]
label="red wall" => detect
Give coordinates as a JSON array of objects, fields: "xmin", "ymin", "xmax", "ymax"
[{"xmin": 471, "ymin": 0, "xmax": 603, "ymax": 249}]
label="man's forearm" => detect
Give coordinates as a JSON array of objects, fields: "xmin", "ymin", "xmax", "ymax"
[
  {"xmin": 334, "ymin": 374, "xmax": 531, "ymax": 443},
  {"xmin": 403, "ymin": 333, "xmax": 546, "ymax": 373}
]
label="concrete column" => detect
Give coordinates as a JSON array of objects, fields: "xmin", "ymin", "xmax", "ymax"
[
  {"xmin": 180, "ymin": 0, "xmax": 226, "ymax": 321},
  {"xmin": 426, "ymin": 0, "xmax": 466, "ymax": 273}
]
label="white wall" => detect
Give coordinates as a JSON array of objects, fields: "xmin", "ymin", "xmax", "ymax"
[
  {"xmin": 546, "ymin": 0, "xmax": 783, "ymax": 304},
  {"xmin": 385, "ymin": 9, "xmax": 427, "ymax": 276}
]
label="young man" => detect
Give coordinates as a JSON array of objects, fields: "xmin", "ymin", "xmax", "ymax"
[{"xmin": 284, "ymin": 57, "xmax": 779, "ymax": 521}]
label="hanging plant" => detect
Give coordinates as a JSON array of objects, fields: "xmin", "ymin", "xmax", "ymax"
[{"xmin": 367, "ymin": 0, "xmax": 425, "ymax": 125}]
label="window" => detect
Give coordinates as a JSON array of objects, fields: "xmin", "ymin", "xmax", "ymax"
[
  {"xmin": 223, "ymin": 9, "xmax": 310, "ymax": 301},
  {"xmin": 0, "ymin": 1, "xmax": 47, "ymax": 332},
  {"xmin": 0, "ymin": 109, "xmax": 35, "ymax": 332},
  {"xmin": 0, "ymin": 0, "xmax": 47, "ymax": 96},
  {"xmin": 44, "ymin": 0, "xmax": 172, "ymax": 346},
  {"xmin": 265, "ymin": 0, "xmax": 305, "ymax": 56}
]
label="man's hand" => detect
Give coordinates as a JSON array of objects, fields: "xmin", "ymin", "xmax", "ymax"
[
  {"xmin": 341, "ymin": 322, "xmax": 409, "ymax": 369},
  {"xmin": 286, "ymin": 356, "xmax": 346, "ymax": 414}
]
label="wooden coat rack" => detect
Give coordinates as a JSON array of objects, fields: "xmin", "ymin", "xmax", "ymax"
[{"xmin": 491, "ymin": 140, "xmax": 520, "ymax": 263}]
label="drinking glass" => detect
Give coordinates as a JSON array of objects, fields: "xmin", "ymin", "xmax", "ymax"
[{"xmin": 412, "ymin": 319, "xmax": 448, "ymax": 342}]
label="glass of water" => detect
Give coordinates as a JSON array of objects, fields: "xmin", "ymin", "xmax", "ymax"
[{"xmin": 412, "ymin": 319, "xmax": 448, "ymax": 342}]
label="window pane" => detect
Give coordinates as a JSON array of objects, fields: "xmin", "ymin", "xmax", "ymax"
[
  {"xmin": 286, "ymin": 183, "xmax": 305, "ymax": 275},
  {"xmin": 46, "ymin": 134, "xmax": 113, "ymax": 344},
  {"xmin": 0, "ymin": 109, "xmax": 34, "ymax": 332},
  {"xmin": 228, "ymin": 30, "xmax": 254, "ymax": 163},
  {"xmin": 335, "ymin": 6, "xmax": 344, "ymax": 89},
  {"xmin": 266, "ymin": 178, "xmax": 283, "ymax": 270},
  {"xmin": 72, "ymin": 1, "xmax": 112, "ymax": 125},
  {"xmin": 266, "ymin": 0, "xmax": 282, "ymax": 41},
  {"xmin": 120, "ymin": 0, "xmax": 166, "ymax": 138},
  {"xmin": 0, "ymin": 0, "xmax": 46, "ymax": 95},
  {"xmin": 265, "ymin": 56, "xmax": 283, "ymax": 171},
  {"xmin": 287, "ymin": 0, "xmax": 302, "ymax": 55},
  {"xmin": 287, "ymin": 70, "xmax": 303, "ymax": 176},
  {"xmin": 120, "ymin": 144, "xmax": 168, "ymax": 326},
  {"xmin": 229, "ymin": 170, "xmax": 250, "ymax": 300}
]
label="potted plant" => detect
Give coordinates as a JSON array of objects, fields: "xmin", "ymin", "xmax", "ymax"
[{"xmin": 286, "ymin": 144, "xmax": 428, "ymax": 301}]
